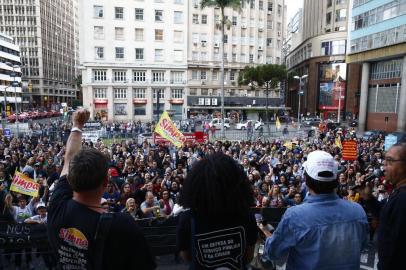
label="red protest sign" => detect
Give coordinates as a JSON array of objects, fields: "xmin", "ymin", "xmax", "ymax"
[{"xmin": 342, "ymin": 140, "xmax": 358, "ymax": 161}]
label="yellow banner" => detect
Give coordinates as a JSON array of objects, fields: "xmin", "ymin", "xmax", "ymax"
[
  {"xmin": 154, "ymin": 111, "xmax": 186, "ymax": 148},
  {"xmin": 276, "ymin": 117, "xmax": 281, "ymax": 130},
  {"xmin": 10, "ymin": 172, "xmax": 39, "ymax": 197},
  {"xmin": 335, "ymin": 136, "xmax": 342, "ymax": 149}
]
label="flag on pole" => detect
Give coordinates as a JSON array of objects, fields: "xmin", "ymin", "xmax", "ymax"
[
  {"xmin": 154, "ymin": 111, "xmax": 186, "ymax": 148},
  {"xmin": 276, "ymin": 116, "xmax": 281, "ymax": 130},
  {"xmin": 335, "ymin": 136, "xmax": 342, "ymax": 149}
]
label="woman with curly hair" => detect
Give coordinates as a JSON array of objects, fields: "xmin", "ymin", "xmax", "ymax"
[{"xmin": 177, "ymin": 153, "xmax": 257, "ymax": 269}]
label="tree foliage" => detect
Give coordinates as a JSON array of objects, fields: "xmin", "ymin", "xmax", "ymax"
[{"xmin": 238, "ymin": 64, "xmax": 288, "ymax": 89}]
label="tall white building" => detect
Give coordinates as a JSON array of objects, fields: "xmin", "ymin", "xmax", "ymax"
[
  {"xmin": 186, "ymin": 0, "xmax": 287, "ymax": 121},
  {"xmin": 0, "ymin": 33, "xmax": 22, "ymax": 115},
  {"xmin": 80, "ymin": 0, "xmax": 188, "ymax": 122},
  {"xmin": 80, "ymin": 0, "xmax": 287, "ymax": 122}
]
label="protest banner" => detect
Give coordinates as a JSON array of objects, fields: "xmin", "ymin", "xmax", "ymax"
[
  {"xmin": 384, "ymin": 134, "xmax": 397, "ymax": 150},
  {"xmin": 10, "ymin": 172, "xmax": 39, "ymax": 197},
  {"xmin": 154, "ymin": 111, "xmax": 186, "ymax": 148},
  {"xmin": 342, "ymin": 140, "xmax": 358, "ymax": 161},
  {"xmin": 154, "ymin": 132, "xmax": 208, "ymax": 145}
]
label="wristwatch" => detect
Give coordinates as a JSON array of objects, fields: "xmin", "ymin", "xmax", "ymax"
[{"xmin": 71, "ymin": 127, "xmax": 82, "ymax": 133}]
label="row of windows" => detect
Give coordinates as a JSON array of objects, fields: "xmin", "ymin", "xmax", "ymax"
[
  {"xmin": 94, "ymin": 47, "xmax": 183, "ymax": 62},
  {"xmin": 370, "ymin": 59, "xmax": 403, "ymax": 80},
  {"xmin": 321, "ymin": 40, "xmax": 346, "ymax": 56},
  {"xmin": 94, "ymin": 87, "xmax": 184, "ymax": 100},
  {"xmin": 93, "ymin": 70, "xmax": 186, "ymax": 83},
  {"xmin": 352, "ymin": 0, "xmax": 406, "ymax": 31},
  {"xmin": 94, "ymin": 6, "xmax": 185, "ymax": 24},
  {"xmin": 190, "ymin": 70, "xmax": 237, "ymax": 81},
  {"xmin": 0, "ymin": 45, "xmax": 20, "ymax": 56},
  {"xmin": 94, "ymin": 26, "xmax": 185, "ymax": 43},
  {"xmin": 350, "ymin": 24, "xmax": 406, "ymax": 53}
]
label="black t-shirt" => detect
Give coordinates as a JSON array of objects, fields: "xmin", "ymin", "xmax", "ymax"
[
  {"xmin": 177, "ymin": 210, "xmax": 257, "ymax": 270},
  {"xmin": 47, "ymin": 176, "xmax": 156, "ymax": 270}
]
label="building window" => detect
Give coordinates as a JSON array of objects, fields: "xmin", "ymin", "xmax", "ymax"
[
  {"xmin": 326, "ymin": 12, "xmax": 332, "ymax": 25},
  {"xmin": 153, "ymin": 88, "xmax": 165, "ymax": 99},
  {"xmin": 230, "ymin": 70, "xmax": 235, "ymax": 81},
  {"xmin": 327, "ymin": 0, "xmax": 332, "ymax": 7},
  {"xmin": 135, "ymin": 48, "xmax": 144, "ymax": 60},
  {"xmin": 201, "ymin": 14, "xmax": 207, "ymax": 24},
  {"xmin": 114, "ymin": 103, "xmax": 127, "ymax": 115},
  {"xmin": 114, "ymin": 88, "xmax": 127, "ymax": 99},
  {"xmin": 336, "ymin": 0, "xmax": 346, "ymax": 5},
  {"xmin": 250, "ymin": 0, "xmax": 255, "ymax": 9},
  {"xmin": 192, "ymin": 14, "xmax": 199, "ymax": 24},
  {"xmin": 115, "ymin": 47, "xmax": 124, "ymax": 59},
  {"xmin": 249, "ymin": 54, "xmax": 254, "ymax": 63},
  {"xmin": 135, "ymin": 28, "xmax": 144, "ymax": 41},
  {"xmin": 171, "ymin": 88, "xmax": 183, "ymax": 99},
  {"xmin": 93, "ymin": 70, "xmax": 107, "ymax": 81},
  {"xmin": 321, "ymin": 40, "xmax": 346, "ymax": 55},
  {"xmin": 134, "ymin": 105, "xmax": 146, "ymax": 115},
  {"xmin": 174, "ymin": 11, "xmax": 183, "ymax": 24},
  {"xmin": 113, "ymin": 70, "xmax": 127, "ymax": 82},
  {"xmin": 133, "ymin": 70, "xmax": 146, "ymax": 82},
  {"xmin": 190, "ymin": 88, "xmax": 197, "ymax": 95},
  {"xmin": 268, "ymin": 2, "xmax": 273, "ymax": 12},
  {"xmin": 259, "ymin": 1, "xmax": 264, "ymax": 10},
  {"xmin": 115, "ymin": 27, "xmax": 124, "ymax": 40},
  {"xmin": 94, "ymin": 26, "xmax": 104, "ymax": 39},
  {"xmin": 94, "ymin": 5, "xmax": 103, "ymax": 18},
  {"xmin": 171, "ymin": 71, "xmax": 184, "ymax": 83},
  {"xmin": 174, "ymin": 30, "xmax": 183, "ymax": 43},
  {"xmin": 200, "ymin": 71, "xmax": 207, "ymax": 80},
  {"xmin": 155, "ymin": 49, "xmax": 164, "ymax": 61},
  {"xmin": 370, "ymin": 59, "xmax": 403, "ymax": 80},
  {"xmin": 155, "ymin": 29, "xmax": 164, "ymax": 41},
  {"xmin": 192, "ymin": 70, "xmax": 199, "ymax": 80},
  {"xmin": 174, "ymin": 50, "xmax": 183, "ymax": 62},
  {"xmin": 201, "ymin": 52, "xmax": 207, "ymax": 61},
  {"xmin": 152, "ymin": 71, "xmax": 165, "ymax": 82},
  {"xmin": 232, "ymin": 53, "xmax": 237, "ymax": 62},
  {"xmin": 133, "ymin": 88, "xmax": 146, "ymax": 98},
  {"xmin": 335, "ymin": 9, "xmax": 346, "ymax": 22},
  {"xmin": 232, "ymin": 16, "xmax": 237, "ymax": 26},
  {"xmin": 135, "ymin": 8, "xmax": 144, "ymax": 20},
  {"xmin": 267, "ymin": 38, "xmax": 272, "ymax": 46},
  {"xmin": 277, "ymin": 4, "xmax": 281, "ymax": 16},
  {"xmin": 201, "ymin": 89, "xmax": 208, "ymax": 95},
  {"xmin": 115, "ymin": 7, "xmax": 124, "ymax": 19},
  {"xmin": 94, "ymin": 88, "xmax": 107, "ymax": 99},
  {"xmin": 95, "ymin": 47, "xmax": 104, "ymax": 59},
  {"xmin": 155, "ymin": 10, "xmax": 163, "ymax": 22}
]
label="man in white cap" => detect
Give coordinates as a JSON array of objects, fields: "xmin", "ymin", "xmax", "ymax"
[{"xmin": 259, "ymin": 150, "xmax": 369, "ymax": 270}]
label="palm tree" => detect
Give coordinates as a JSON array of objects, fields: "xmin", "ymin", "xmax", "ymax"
[{"xmin": 200, "ymin": 0, "xmax": 245, "ymax": 138}]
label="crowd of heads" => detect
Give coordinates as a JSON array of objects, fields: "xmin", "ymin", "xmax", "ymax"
[{"xmin": 0, "ymin": 122, "xmax": 398, "ymax": 229}]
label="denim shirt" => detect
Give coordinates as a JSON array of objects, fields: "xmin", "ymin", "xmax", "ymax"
[{"xmin": 263, "ymin": 193, "xmax": 369, "ymax": 270}]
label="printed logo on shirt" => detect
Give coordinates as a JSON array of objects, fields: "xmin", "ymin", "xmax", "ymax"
[
  {"xmin": 195, "ymin": 226, "xmax": 246, "ymax": 270},
  {"xmin": 59, "ymin": 228, "xmax": 88, "ymax": 250}
]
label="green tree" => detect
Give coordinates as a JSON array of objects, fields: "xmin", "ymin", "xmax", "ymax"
[
  {"xmin": 239, "ymin": 64, "xmax": 288, "ymax": 132},
  {"xmin": 200, "ymin": 0, "xmax": 246, "ymax": 137}
]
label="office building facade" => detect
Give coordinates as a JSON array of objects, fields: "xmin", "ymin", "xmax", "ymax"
[
  {"xmin": 0, "ymin": 33, "xmax": 21, "ymax": 115},
  {"xmin": 347, "ymin": 0, "xmax": 406, "ymax": 132},
  {"xmin": 0, "ymin": 0, "xmax": 79, "ymax": 109}
]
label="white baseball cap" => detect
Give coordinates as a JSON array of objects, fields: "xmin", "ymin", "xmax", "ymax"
[{"xmin": 303, "ymin": 150, "xmax": 338, "ymax": 182}]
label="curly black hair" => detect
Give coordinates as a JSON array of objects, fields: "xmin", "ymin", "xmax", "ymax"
[{"xmin": 180, "ymin": 153, "xmax": 254, "ymax": 220}]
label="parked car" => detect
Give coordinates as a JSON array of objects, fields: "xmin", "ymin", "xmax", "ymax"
[
  {"xmin": 302, "ymin": 117, "xmax": 322, "ymax": 127},
  {"xmin": 236, "ymin": 120, "xmax": 264, "ymax": 130},
  {"xmin": 208, "ymin": 118, "xmax": 231, "ymax": 130}
]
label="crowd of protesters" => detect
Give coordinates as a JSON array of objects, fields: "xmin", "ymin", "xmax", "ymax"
[{"xmin": 0, "ymin": 117, "xmax": 394, "ymax": 269}]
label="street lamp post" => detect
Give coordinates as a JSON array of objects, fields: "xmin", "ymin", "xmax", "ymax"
[
  {"xmin": 294, "ymin": 74, "xmax": 308, "ymax": 125},
  {"xmin": 336, "ymin": 80, "xmax": 342, "ymax": 123}
]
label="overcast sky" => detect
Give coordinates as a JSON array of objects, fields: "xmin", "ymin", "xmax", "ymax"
[{"xmin": 285, "ymin": 0, "xmax": 304, "ymax": 23}]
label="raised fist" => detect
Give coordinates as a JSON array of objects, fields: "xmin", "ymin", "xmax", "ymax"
[{"xmin": 72, "ymin": 109, "xmax": 90, "ymax": 129}]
